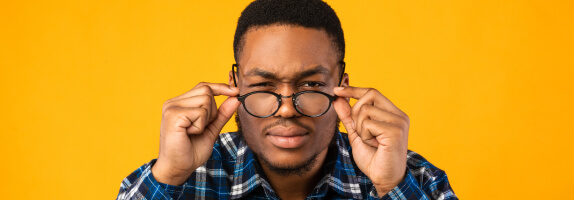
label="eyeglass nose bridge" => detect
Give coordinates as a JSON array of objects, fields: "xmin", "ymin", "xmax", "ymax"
[
  {"xmin": 275, "ymin": 93, "xmax": 300, "ymax": 113},
  {"xmin": 278, "ymin": 93, "xmax": 295, "ymax": 99}
]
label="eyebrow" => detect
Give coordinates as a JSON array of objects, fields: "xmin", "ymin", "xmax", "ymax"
[{"xmin": 244, "ymin": 65, "xmax": 331, "ymax": 81}]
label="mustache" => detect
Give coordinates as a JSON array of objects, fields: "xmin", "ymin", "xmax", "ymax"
[{"xmin": 261, "ymin": 118, "xmax": 312, "ymax": 134}]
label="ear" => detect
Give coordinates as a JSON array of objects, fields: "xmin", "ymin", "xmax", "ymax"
[
  {"xmin": 340, "ymin": 73, "xmax": 350, "ymax": 101},
  {"xmin": 340, "ymin": 73, "xmax": 349, "ymax": 87}
]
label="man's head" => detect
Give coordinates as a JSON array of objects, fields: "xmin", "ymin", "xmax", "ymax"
[
  {"xmin": 233, "ymin": 0, "xmax": 345, "ymax": 63},
  {"xmin": 229, "ymin": 0, "xmax": 348, "ymax": 177}
]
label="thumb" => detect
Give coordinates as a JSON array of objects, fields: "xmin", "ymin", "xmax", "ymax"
[
  {"xmin": 206, "ymin": 96, "xmax": 241, "ymax": 137},
  {"xmin": 333, "ymin": 97, "xmax": 359, "ymax": 141},
  {"xmin": 333, "ymin": 96, "xmax": 372, "ymax": 151}
]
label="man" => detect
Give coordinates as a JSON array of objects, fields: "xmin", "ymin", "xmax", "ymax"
[{"xmin": 117, "ymin": 0, "xmax": 457, "ymax": 199}]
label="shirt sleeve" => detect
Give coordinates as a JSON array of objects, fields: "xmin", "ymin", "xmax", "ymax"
[
  {"xmin": 116, "ymin": 159, "xmax": 187, "ymax": 200},
  {"xmin": 368, "ymin": 168, "xmax": 458, "ymax": 200}
]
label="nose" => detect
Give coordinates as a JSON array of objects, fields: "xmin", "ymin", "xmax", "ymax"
[{"xmin": 274, "ymin": 90, "xmax": 301, "ymax": 118}]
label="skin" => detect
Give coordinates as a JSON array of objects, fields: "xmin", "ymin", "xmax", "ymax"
[
  {"xmin": 151, "ymin": 25, "xmax": 410, "ymax": 199},
  {"xmin": 233, "ymin": 25, "xmax": 345, "ymax": 199}
]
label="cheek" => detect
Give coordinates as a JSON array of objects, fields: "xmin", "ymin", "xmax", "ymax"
[
  {"xmin": 318, "ymin": 109, "xmax": 338, "ymax": 127},
  {"xmin": 237, "ymin": 110, "xmax": 262, "ymax": 148},
  {"xmin": 311, "ymin": 110, "xmax": 339, "ymax": 139}
]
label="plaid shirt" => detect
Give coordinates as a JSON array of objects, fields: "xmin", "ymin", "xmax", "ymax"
[{"xmin": 117, "ymin": 132, "xmax": 457, "ymax": 200}]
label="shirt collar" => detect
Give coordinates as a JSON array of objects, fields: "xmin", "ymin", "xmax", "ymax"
[
  {"xmin": 228, "ymin": 131, "xmax": 364, "ymax": 199},
  {"xmin": 230, "ymin": 137, "xmax": 262, "ymax": 199}
]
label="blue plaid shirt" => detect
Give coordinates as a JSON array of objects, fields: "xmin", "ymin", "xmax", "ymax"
[{"xmin": 117, "ymin": 131, "xmax": 457, "ymax": 200}]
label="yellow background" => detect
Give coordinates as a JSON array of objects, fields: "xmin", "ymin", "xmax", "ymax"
[{"xmin": 1, "ymin": 0, "xmax": 573, "ymax": 199}]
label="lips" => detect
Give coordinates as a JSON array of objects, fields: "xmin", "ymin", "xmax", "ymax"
[{"xmin": 266, "ymin": 126, "xmax": 309, "ymax": 149}]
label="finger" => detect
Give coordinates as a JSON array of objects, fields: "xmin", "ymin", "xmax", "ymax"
[
  {"xmin": 209, "ymin": 95, "xmax": 218, "ymax": 123},
  {"xmin": 360, "ymin": 119, "xmax": 403, "ymax": 148},
  {"xmin": 355, "ymin": 104, "xmax": 409, "ymax": 134},
  {"xmin": 168, "ymin": 82, "xmax": 240, "ymax": 103},
  {"xmin": 358, "ymin": 119, "xmax": 379, "ymax": 148},
  {"xmin": 205, "ymin": 96, "xmax": 241, "ymax": 137},
  {"xmin": 185, "ymin": 108, "xmax": 209, "ymax": 134},
  {"xmin": 334, "ymin": 86, "xmax": 407, "ymax": 118},
  {"xmin": 332, "ymin": 96, "xmax": 358, "ymax": 141},
  {"xmin": 162, "ymin": 106, "xmax": 209, "ymax": 135},
  {"xmin": 164, "ymin": 95, "xmax": 214, "ymax": 122},
  {"xmin": 193, "ymin": 82, "xmax": 240, "ymax": 97},
  {"xmin": 350, "ymin": 97, "xmax": 380, "ymax": 133},
  {"xmin": 334, "ymin": 86, "xmax": 371, "ymax": 99}
]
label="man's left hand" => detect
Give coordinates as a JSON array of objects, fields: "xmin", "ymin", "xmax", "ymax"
[{"xmin": 333, "ymin": 86, "xmax": 409, "ymax": 196}]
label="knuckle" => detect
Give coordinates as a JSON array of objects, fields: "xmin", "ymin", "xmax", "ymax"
[
  {"xmin": 162, "ymin": 102, "xmax": 170, "ymax": 111},
  {"xmin": 197, "ymin": 85, "xmax": 214, "ymax": 96},
  {"xmin": 195, "ymin": 82, "xmax": 208, "ymax": 88},
  {"xmin": 188, "ymin": 109, "xmax": 209, "ymax": 131},
  {"xmin": 162, "ymin": 98, "xmax": 176, "ymax": 108},
  {"xmin": 366, "ymin": 88, "xmax": 379, "ymax": 95},
  {"xmin": 197, "ymin": 94, "xmax": 213, "ymax": 107},
  {"xmin": 390, "ymin": 127, "xmax": 407, "ymax": 141},
  {"xmin": 198, "ymin": 107, "xmax": 209, "ymax": 117},
  {"xmin": 390, "ymin": 125, "xmax": 402, "ymax": 135},
  {"xmin": 351, "ymin": 104, "xmax": 362, "ymax": 115},
  {"xmin": 342, "ymin": 111, "xmax": 353, "ymax": 121},
  {"xmin": 400, "ymin": 116, "xmax": 410, "ymax": 127},
  {"xmin": 395, "ymin": 113, "xmax": 410, "ymax": 128},
  {"xmin": 359, "ymin": 104, "xmax": 371, "ymax": 113},
  {"xmin": 359, "ymin": 120, "xmax": 369, "ymax": 131},
  {"xmin": 360, "ymin": 128, "xmax": 375, "ymax": 141},
  {"xmin": 162, "ymin": 106, "xmax": 178, "ymax": 119},
  {"xmin": 194, "ymin": 85, "xmax": 207, "ymax": 93}
]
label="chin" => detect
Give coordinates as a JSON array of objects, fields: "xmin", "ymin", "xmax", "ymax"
[{"xmin": 256, "ymin": 149, "xmax": 320, "ymax": 176}]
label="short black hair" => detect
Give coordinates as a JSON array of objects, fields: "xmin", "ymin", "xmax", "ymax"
[{"xmin": 233, "ymin": 0, "xmax": 345, "ymax": 63}]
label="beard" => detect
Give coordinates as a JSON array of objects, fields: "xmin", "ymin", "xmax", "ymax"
[
  {"xmin": 235, "ymin": 112, "xmax": 339, "ymax": 177},
  {"xmin": 256, "ymin": 146, "xmax": 319, "ymax": 176}
]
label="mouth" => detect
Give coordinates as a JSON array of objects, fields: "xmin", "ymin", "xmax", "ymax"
[{"xmin": 266, "ymin": 126, "xmax": 310, "ymax": 149}]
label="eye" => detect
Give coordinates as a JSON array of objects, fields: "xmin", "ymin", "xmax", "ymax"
[
  {"xmin": 300, "ymin": 81, "xmax": 325, "ymax": 88},
  {"xmin": 248, "ymin": 82, "xmax": 274, "ymax": 88}
]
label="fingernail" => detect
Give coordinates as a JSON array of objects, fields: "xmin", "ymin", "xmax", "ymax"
[{"xmin": 334, "ymin": 87, "xmax": 344, "ymax": 91}]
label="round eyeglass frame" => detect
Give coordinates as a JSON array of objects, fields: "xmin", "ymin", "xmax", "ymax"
[{"xmin": 237, "ymin": 90, "xmax": 337, "ymax": 118}]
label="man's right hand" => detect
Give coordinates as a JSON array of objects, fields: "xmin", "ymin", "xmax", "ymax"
[{"xmin": 151, "ymin": 82, "xmax": 241, "ymax": 185}]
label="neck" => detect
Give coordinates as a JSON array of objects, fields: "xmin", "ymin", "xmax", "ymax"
[{"xmin": 259, "ymin": 148, "xmax": 329, "ymax": 200}]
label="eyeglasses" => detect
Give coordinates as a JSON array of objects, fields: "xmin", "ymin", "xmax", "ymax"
[
  {"xmin": 237, "ymin": 90, "xmax": 337, "ymax": 118},
  {"xmin": 231, "ymin": 62, "xmax": 345, "ymax": 118}
]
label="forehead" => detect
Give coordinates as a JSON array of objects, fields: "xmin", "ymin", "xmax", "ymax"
[{"xmin": 238, "ymin": 25, "xmax": 339, "ymax": 77}]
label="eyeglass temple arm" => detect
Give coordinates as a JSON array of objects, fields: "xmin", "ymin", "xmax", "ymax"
[{"xmin": 338, "ymin": 61, "xmax": 346, "ymax": 87}]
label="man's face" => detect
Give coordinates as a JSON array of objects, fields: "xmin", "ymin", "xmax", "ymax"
[{"xmin": 230, "ymin": 25, "xmax": 347, "ymax": 175}]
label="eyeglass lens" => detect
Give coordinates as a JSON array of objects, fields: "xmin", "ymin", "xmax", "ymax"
[
  {"xmin": 295, "ymin": 92, "xmax": 330, "ymax": 116},
  {"xmin": 243, "ymin": 92, "xmax": 331, "ymax": 117},
  {"xmin": 243, "ymin": 93, "xmax": 280, "ymax": 117}
]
